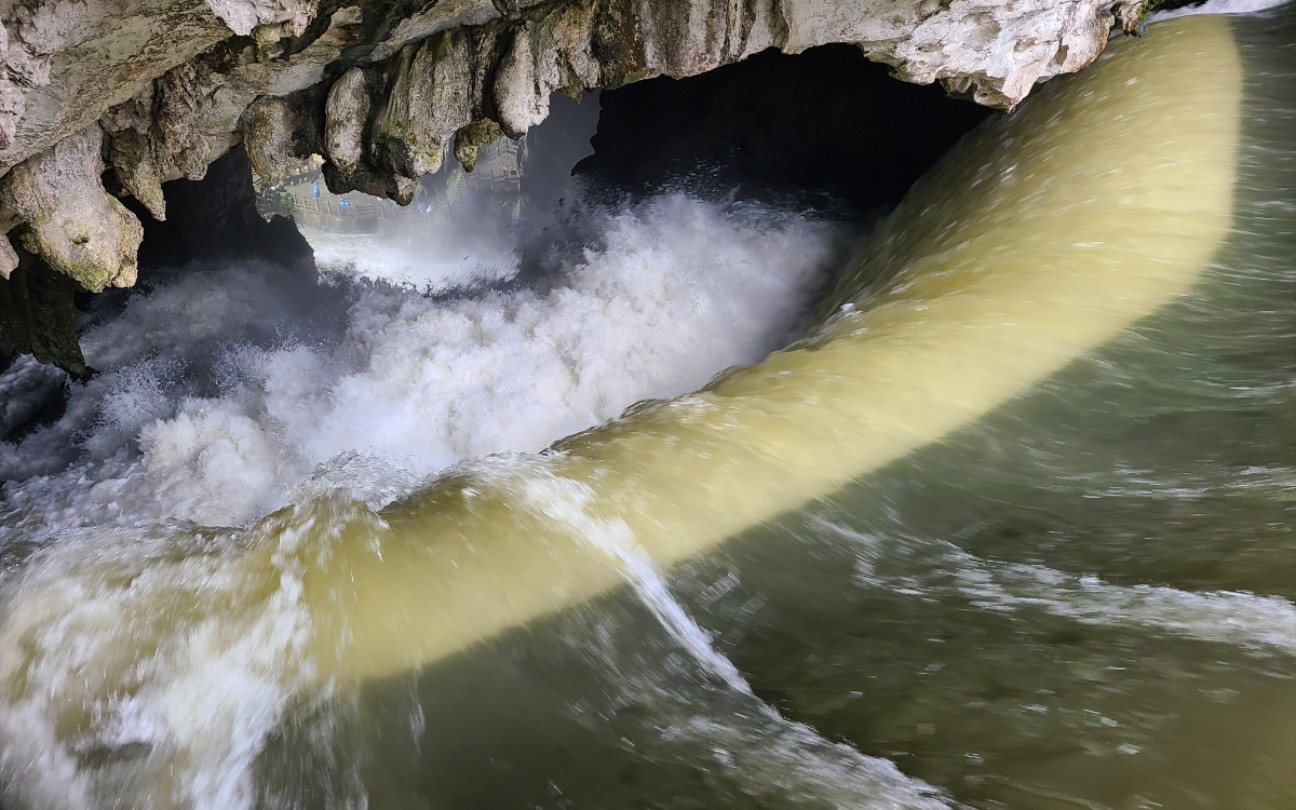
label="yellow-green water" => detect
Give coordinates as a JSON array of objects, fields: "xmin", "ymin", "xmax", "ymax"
[{"xmin": 1, "ymin": 10, "xmax": 1293, "ymax": 810}]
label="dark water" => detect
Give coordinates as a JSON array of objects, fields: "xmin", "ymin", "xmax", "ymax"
[{"xmin": 1, "ymin": 8, "xmax": 1292, "ymax": 810}]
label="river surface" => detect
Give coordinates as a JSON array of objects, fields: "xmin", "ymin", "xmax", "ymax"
[{"xmin": 1, "ymin": 6, "xmax": 1293, "ymax": 810}]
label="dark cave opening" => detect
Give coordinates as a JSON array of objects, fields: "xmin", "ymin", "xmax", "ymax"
[{"xmin": 575, "ymin": 44, "xmax": 991, "ymax": 213}]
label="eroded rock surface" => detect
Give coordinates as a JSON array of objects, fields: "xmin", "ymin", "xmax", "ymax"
[
  {"xmin": 0, "ymin": 125, "xmax": 141, "ymax": 292},
  {"xmin": 1, "ymin": 0, "xmax": 1155, "ymax": 370}
]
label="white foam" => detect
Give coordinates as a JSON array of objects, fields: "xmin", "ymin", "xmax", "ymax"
[
  {"xmin": 301, "ymin": 223, "xmax": 520, "ymax": 291},
  {"xmin": 577, "ymin": 586, "xmax": 955, "ymax": 810},
  {"xmin": 520, "ymin": 468, "xmax": 751, "ymax": 691},
  {"xmin": 825, "ymin": 519, "xmax": 1296, "ymax": 655},
  {"xmin": 0, "ymin": 494, "xmax": 383, "ymax": 810},
  {"xmin": 666, "ymin": 709, "xmax": 954, "ymax": 810},
  {"xmin": 1150, "ymin": 0, "xmax": 1293, "ymax": 21},
  {"xmin": 1, "ymin": 193, "xmax": 841, "ymax": 535}
]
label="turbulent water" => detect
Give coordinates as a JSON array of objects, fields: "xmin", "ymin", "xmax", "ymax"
[
  {"xmin": 0, "ymin": 195, "xmax": 844, "ymax": 530},
  {"xmin": 2, "ymin": 6, "xmax": 1294, "ymax": 810}
]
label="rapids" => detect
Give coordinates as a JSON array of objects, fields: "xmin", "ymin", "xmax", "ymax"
[{"xmin": 2, "ymin": 6, "xmax": 1294, "ymax": 810}]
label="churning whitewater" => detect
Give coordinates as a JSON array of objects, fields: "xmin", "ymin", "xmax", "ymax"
[
  {"xmin": 0, "ymin": 190, "xmax": 865, "ymax": 809},
  {"xmin": 0, "ymin": 194, "xmax": 843, "ymax": 531},
  {"xmin": 1, "ymin": 6, "xmax": 1294, "ymax": 810}
]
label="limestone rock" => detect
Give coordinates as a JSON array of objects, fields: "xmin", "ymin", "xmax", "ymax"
[
  {"xmin": 108, "ymin": 128, "xmax": 169, "ymax": 221},
  {"xmin": 0, "ymin": 126, "xmax": 142, "ymax": 293},
  {"xmin": 203, "ymin": 0, "xmax": 317, "ymax": 37},
  {"xmin": 368, "ymin": 0, "xmax": 506, "ymax": 62},
  {"xmin": 0, "ymin": 0, "xmax": 1154, "ymax": 192},
  {"xmin": 323, "ymin": 66, "xmax": 372, "ymax": 177},
  {"xmin": 153, "ymin": 4, "xmax": 365, "ymax": 183},
  {"xmin": 104, "ymin": 89, "xmax": 171, "ymax": 221},
  {"xmin": 320, "ymin": 65, "xmax": 419, "ymax": 202},
  {"xmin": 369, "ymin": 26, "xmax": 504, "ymax": 180},
  {"xmin": 0, "ymin": 231, "xmax": 17, "ymax": 279},
  {"xmin": 242, "ymin": 89, "xmax": 323, "ymax": 184},
  {"xmin": 0, "ymin": 1, "xmax": 230, "ymax": 169},
  {"xmin": 494, "ymin": 2, "xmax": 603, "ymax": 137},
  {"xmin": 454, "ymin": 118, "xmax": 505, "ymax": 172}
]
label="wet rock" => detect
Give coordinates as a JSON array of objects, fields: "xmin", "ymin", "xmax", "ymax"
[
  {"xmin": 369, "ymin": 26, "xmax": 505, "ymax": 181},
  {"xmin": 104, "ymin": 97, "xmax": 170, "ymax": 223},
  {"xmin": 323, "ymin": 66, "xmax": 373, "ymax": 178},
  {"xmin": 108, "ymin": 130, "xmax": 169, "ymax": 223},
  {"xmin": 454, "ymin": 118, "xmax": 505, "ymax": 173},
  {"xmin": 147, "ymin": 4, "xmax": 367, "ymax": 184},
  {"xmin": 0, "ymin": 0, "xmax": 1153, "ymax": 196},
  {"xmin": 0, "ymin": 231, "xmax": 17, "ymax": 279},
  {"xmin": 319, "ymin": 65, "xmax": 417, "ymax": 200},
  {"xmin": 0, "ymin": 1, "xmax": 229, "ymax": 169},
  {"xmin": 242, "ymin": 88, "xmax": 324, "ymax": 184},
  {"xmin": 493, "ymin": 2, "xmax": 603, "ymax": 137},
  {"xmin": 203, "ymin": 0, "xmax": 318, "ymax": 37},
  {"xmin": 0, "ymin": 241, "xmax": 87, "ymax": 375},
  {"xmin": 0, "ymin": 126, "xmax": 142, "ymax": 293}
]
